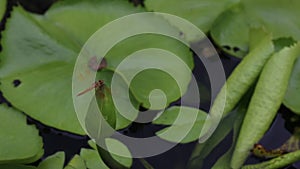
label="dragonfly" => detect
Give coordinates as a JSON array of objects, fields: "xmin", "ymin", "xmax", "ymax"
[
  {"xmin": 75, "ymin": 45, "xmax": 107, "ymax": 96},
  {"xmin": 77, "ymin": 80, "xmax": 104, "ymax": 96}
]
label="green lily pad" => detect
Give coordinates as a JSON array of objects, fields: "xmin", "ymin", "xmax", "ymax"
[
  {"xmin": 80, "ymin": 148, "xmax": 109, "ymax": 169},
  {"xmin": 89, "ymin": 139, "xmax": 132, "ymax": 168},
  {"xmin": 284, "ymin": 57, "xmax": 300, "ymax": 114},
  {"xmin": 104, "ymin": 39, "xmax": 193, "ymax": 109},
  {"xmin": 0, "ymin": 0, "xmax": 193, "ymax": 134},
  {"xmin": 0, "ymin": 0, "xmax": 142, "ymax": 135},
  {"xmin": 0, "ymin": 6, "xmax": 84, "ymax": 134},
  {"xmin": 153, "ymin": 106, "xmax": 210, "ymax": 143},
  {"xmin": 71, "ymin": 12, "xmax": 194, "ymax": 110},
  {"xmin": 64, "ymin": 155, "xmax": 86, "ymax": 169},
  {"xmin": 211, "ymin": 0, "xmax": 300, "ymax": 58},
  {"xmin": 144, "ymin": 0, "xmax": 239, "ymax": 41},
  {"xmin": 43, "ymin": 0, "xmax": 144, "ymax": 45},
  {"xmin": 0, "ymin": 105, "xmax": 43, "ymax": 164},
  {"xmin": 38, "ymin": 152, "xmax": 65, "ymax": 169},
  {"xmin": 0, "ymin": 62, "xmax": 85, "ymax": 134},
  {"xmin": 0, "ymin": 0, "xmax": 5, "ymax": 22}
]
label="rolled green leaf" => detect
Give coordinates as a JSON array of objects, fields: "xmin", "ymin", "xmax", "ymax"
[
  {"xmin": 213, "ymin": 31, "xmax": 274, "ymax": 117},
  {"xmin": 199, "ymin": 29, "xmax": 273, "ymax": 142},
  {"xmin": 231, "ymin": 42, "xmax": 300, "ymax": 169}
]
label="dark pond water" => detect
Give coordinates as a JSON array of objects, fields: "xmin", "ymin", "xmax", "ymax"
[{"xmin": 1, "ymin": 0, "xmax": 300, "ymax": 169}]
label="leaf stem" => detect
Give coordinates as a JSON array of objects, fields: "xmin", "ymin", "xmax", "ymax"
[{"xmin": 139, "ymin": 158, "xmax": 154, "ymax": 169}]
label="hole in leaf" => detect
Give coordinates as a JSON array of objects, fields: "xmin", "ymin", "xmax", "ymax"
[
  {"xmin": 13, "ymin": 79, "xmax": 21, "ymax": 87},
  {"xmin": 233, "ymin": 47, "xmax": 240, "ymax": 52},
  {"xmin": 179, "ymin": 31, "xmax": 184, "ymax": 38},
  {"xmin": 223, "ymin": 45, "xmax": 231, "ymax": 50},
  {"xmin": 130, "ymin": 0, "xmax": 144, "ymax": 6}
]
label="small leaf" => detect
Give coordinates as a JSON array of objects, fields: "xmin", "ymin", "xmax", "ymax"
[
  {"xmin": 153, "ymin": 106, "xmax": 210, "ymax": 143},
  {"xmin": 104, "ymin": 138, "xmax": 132, "ymax": 168},
  {"xmin": 38, "ymin": 152, "xmax": 65, "ymax": 169},
  {"xmin": 88, "ymin": 139, "xmax": 133, "ymax": 169},
  {"xmin": 284, "ymin": 57, "xmax": 300, "ymax": 114},
  {"xmin": 64, "ymin": 155, "xmax": 86, "ymax": 169},
  {"xmin": 80, "ymin": 148, "xmax": 109, "ymax": 169},
  {"xmin": 0, "ymin": 105, "xmax": 43, "ymax": 164}
]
